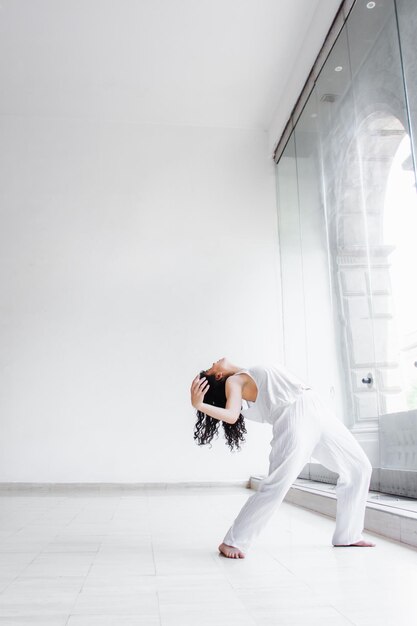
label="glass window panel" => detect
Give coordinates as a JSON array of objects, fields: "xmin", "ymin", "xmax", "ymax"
[
  {"xmin": 276, "ymin": 134, "xmax": 308, "ymax": 382},
  {"xmin": 275, "ymin": 0, "xmax": 417, "ymax": 480},
  {"xmin": 294, "ymin": 88, "xmax": 345, "ymax": 417},
  {"xmin": 315, "ymin": 26, "xmax": 380, "ymax": 429},
  {"xmin": 347, "ymin": 0, "xmax": 416, "ymax": 421}
]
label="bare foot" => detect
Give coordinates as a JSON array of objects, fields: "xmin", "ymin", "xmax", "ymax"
[
  {"xmin": 218, "ymin": 542, "xmax": 245, "ymax": 558},
  {"xmin": 334, "ymin": 539, "xmax": 376, "ymax": 547}
]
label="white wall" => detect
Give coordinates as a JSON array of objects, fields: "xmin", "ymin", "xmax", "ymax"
[{"xmin": 0, "ymin": 117, "xmax": 282, "ymax": 482}]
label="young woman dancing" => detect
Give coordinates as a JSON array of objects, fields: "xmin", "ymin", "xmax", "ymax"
[{"xmin": 191, "ymin": 358, "xmax": 375, "ymax": 559}]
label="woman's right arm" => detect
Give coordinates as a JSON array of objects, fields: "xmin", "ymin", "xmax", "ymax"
[{"xmin": 190, "ymin": 375, "xmax": 242, "ymax": 424}]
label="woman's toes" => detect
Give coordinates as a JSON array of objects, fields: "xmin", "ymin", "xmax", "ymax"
[{"xmin": 218, "ymin": 542, "xmax": 245, "ymax": 559}]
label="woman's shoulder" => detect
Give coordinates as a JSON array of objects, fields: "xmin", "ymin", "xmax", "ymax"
[
  {"xmin": 246, "ymin": 364, "xmax": 292, "ymax": 382},
  {"xmin": 234, "ymin": 364, "xmax": 286, "ymax": 379},
  {"xmin": 235, "ymin": 365, "xmax": 267, "ymax": 385},
  {"xmin": 233, "ymin": 365, "xmax": 263, "ymax": 376},
  {"xmin": 246, "ymin": 364, "xmax": 274, "ymax": 375}
]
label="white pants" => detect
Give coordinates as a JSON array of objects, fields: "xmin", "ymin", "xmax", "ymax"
[{"xmin": 222, "ymin": 389, "xmax": 372, "ymax": 553}]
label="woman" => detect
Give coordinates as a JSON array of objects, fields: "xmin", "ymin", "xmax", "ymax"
[{"xmin": 191, "ymin": 358, "xmax": 375, "ymax": 559}]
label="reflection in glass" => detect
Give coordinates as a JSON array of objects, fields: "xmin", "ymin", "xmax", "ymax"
[
  {"xmin": 294, "ymin": 89, "xmax": 344, "ymax": 414},
  {"xmin": 384, "ymin": 134, "xmax": 417, "ymax": 409},
  {"xmin": 275, "ymin": 0, "xmax": 417, "ymax": 479}
]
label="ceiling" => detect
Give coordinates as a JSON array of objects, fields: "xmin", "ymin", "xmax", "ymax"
[{"xmin": 0, "ymin": 0, "xmax": 341, "ymax": 138}]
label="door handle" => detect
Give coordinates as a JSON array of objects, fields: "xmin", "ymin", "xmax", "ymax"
[{"xmin": 361, "ymin": 374, "xmax": 373, "ymax": 386}]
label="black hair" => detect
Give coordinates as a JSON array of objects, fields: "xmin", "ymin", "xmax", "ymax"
[{"xmin": 193, "ymin": 371, "xmax": 247, "ymax": 452}]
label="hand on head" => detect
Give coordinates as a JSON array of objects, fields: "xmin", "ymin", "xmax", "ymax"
[{"xmin": 190, "ymin": 374, "xmax": 210, "ymax": 410}]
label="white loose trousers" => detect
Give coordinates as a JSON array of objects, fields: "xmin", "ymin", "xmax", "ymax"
[{"xmin": 222, "ymin": 389, "xmax": 372, "ymax": 553}]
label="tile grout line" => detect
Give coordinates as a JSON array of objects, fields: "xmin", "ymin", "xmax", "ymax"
[
  {"xmin": 63, "ymin": 493, "xmax": 113, "ymax": 626},
  {"xmin": 147, "ymin": 491, "xmax": 163, "ymax": 626}
]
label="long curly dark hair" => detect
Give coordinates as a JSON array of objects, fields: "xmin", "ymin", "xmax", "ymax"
[{"xmin": 193, "ymin": 371, "xmax": 247, "ymax": 452}]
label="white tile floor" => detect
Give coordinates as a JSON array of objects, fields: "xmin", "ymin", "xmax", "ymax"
[{"xmin": 0, "ymin": 485, "xmax": 416, "ymax": 626}]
